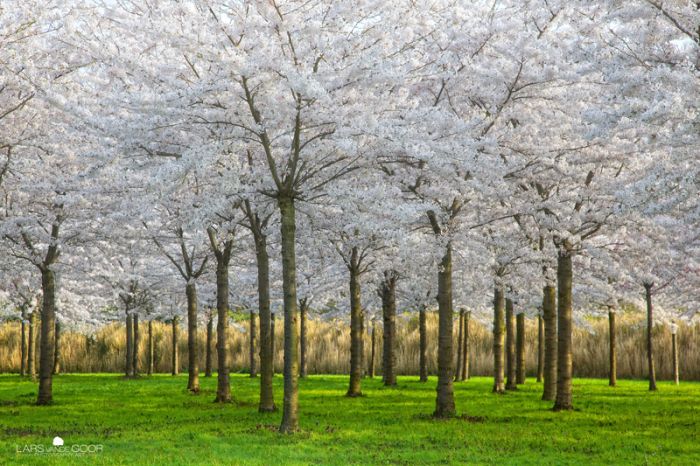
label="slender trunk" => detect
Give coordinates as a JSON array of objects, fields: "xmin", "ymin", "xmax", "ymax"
[
  {"xmin": 28, "ymin": 311, "xmax": 36, "ymax": 380},
  {"xmin": 608, "ymin": 310, "xmax": 617, "ymax": 387},
  {"xmin": 644, "ymin": 284, "xmax": 657, "ymax": 391},
  {"xmin": 516, "ymin": 312, "xmax": 525, "ymax": 385},
  {"xmin": 419, "ymin": 308, "xmax": 428, "ymax": 382},
  {"xmin": 505, "ymin": 298, "xmax": 517, "ymax": 390},
  {"xmin": 455, "ymin": 310, "xmax": 464, "ymax": 382},
  {"xmin": 20, "ymin": 312, "xmax": 27, "ymax": 376},
  {"xmin": 132, "ymin": 313, "xmax": 139, "ymax": 376},
  {"xmin": 537, "ymin": 314, "xmax": 544, "ymax": 383},
  {"xmin": 249, "ymin": 311, "xmax": 257, "ymax": 377},
  {"xmin": 553, "ymin": 252, "xmax": 573, "ymax": 411},
  {"xmin": 152, "ymin": 332, "xmax": 159, "ymax": 374},
  {"xmin": 52, "ymin": 320, "xmax": 61, "ymax": 375},
  {"xmin": 147, "ymin": 320, "xmax": 154, "ymax": 376},
  {"xmin": 348, "ymin": 261, "xmax": 363, "ymax": 397},
  {"xmin": 542, "ymin": 285, "xmax": 557, "ymax": 401},
  {"xmin": 171, "ymin": 317, "xmax": 179, "ymax": 376},
  {"xmin": 493, "ymin": 285, "xmax": 505, "ymax": 394},
  {"xmin": 271, "ymin": 313, "xmax": 276, "ymax": 374},
  {"xmin": 369, "ymin": 320, "xmax": 376, "ymax": 379},
  {"xmin": 462, "ymin": 311, "xmax": 470, "ymax": 380},
  {"xmin": 672, "ymin": 330, "xmax": 679, "ymax": 385},
  {"xmin": 126, "ymin": 312, "xmax": 134, "ymax": 377},
  {"xmin": 85, "ymin": 335, "xmax": 92, "ymax": 373},
  {"xmin": 381, "ymin": 273, "xmax": 397, "ymax": 386},
  {"xmin": 434, "ymin": 243, "xmax": 455, "ymax": 418},
  {"xmin": 215, "ymin": 255, "xmax": 231, "ymax": 403},
  {"xmin": 205, "ymin": 316, "xmax": 213, "ymax": 378},
  {"xmin": 254, "ymin": 234, "xmax": 275, "ymax": 411},
  {"xmin": 186, "ymin": 283, "xmax": 199, "ymax": 393},
  {"xmin": 360, "ymin": 308, "xmax": 365, "ymax": 377},
  {"xmin": 300, "ymin": 301, "xmax": 308, "ymax": 378},
  {"xmin": 278, "ymin": 196, "xmax": 299, "ymax": 433},
  {"xmin": 37, "ymin": 268, "xmax": 56, "ymax": 405}
]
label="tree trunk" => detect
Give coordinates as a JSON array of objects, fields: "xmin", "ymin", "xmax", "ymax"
[
  {"xmin": 360, "ymin": 308, "xmax": 365, "ymax": 378},
  {"xmin": 542, "ymin": 285, "xmax": 557, "ymax": 401},
  {"xmin": 505, "ymin": 298, "xmax": 517, "ymax": 390},
  {"xmin": 249, "ymin": 311, "xmax": 257, "ymax": 377},
  {"xmin": 52, "ymin": 320, "xmax": 61, "ymax": 375},
  {"xmin": 419, "ymin": 308, "xmax": 428, "ymax": 382},
  {"xmin": 381, "ymin": 273, "xmax": 397, "ymax": 386},
  {"xmin": 644, "ymin": 284, "xmax": 657, "ymax": 391},
  {"xmin": 455, "ymin": 310, "xmax": 464, "ymax": 382},
  {"xmin": 553, "ymin": 252, "xmax": 573, "ymax": 411},
  {"xmin": 278, "ymin": 196, "xmax": 299, "ymax": 433},
  {"xmin": 205, "ymin": 315, "xmax": 213, "ymax": 378},
  {"xmin": 132, "ymin": 313, "xmax": 139, "ymax": 376},
  {"xmin": 369, "ymin": 320, "xmax": 376, "ymax": 379},
  {"xmin": 462, "ymin": 311, "xmax": 470, "ymax": 380},
  {"xmin": 434, "ymin": 243, "xmax": 455, "ymax": 418},
  {"xmin": 516, "ymin": 312, "xmax": 525, "ymax": 385},
  {"xmin": 152, "ymin": 332, "xmax": 160, "ymax": 374},
  {"xmin": 85, "ymin": 335, "xmax": 93, "ymax": 373},
  {"xmin": 493, "ymin": 285, "xmax": 505, "ymax": 394},
  {"xmin": 672, "ymin": 330, "xmax": 679, "ymax": 385},
  {"xmin": 147, "ymin": 320, "xmax": 154, "ymax": 376},
  {"xmin": 126, "ymin": 312, "xmax": 134, "ymax": 377},
  {"xmin": 608, "ymin": 310, "xmax": 617, "ymax": 387},
  {"xmin": 20, "ymin": 312, "xmax": 27, "ymax": 376},
  {"xmin": 300, "ymin": 301, "xmax": 308, "ymax": 378},
  {"xmin": 214, "ymin": 255, "xmax": 231, "ymax": 403},
  {"xmin": 271, "ymin": 313, "xmax": 276, "ymax": 374},
  {"xmin": 37, "ymin": 268, "xmax": 56, "ymax": 405},
  {"xmin": 171, "ymin": 317, "xmax": 179, "ymax": 376},
  {"xmin": 347, "ymin": 261, "xmax": 363, "ymax": 397},
  {"xmin": 186, "ymin": 283, "xmax": 199, "ymax": 393},
  {"xmin": 537, "ymin": 314, "xmax": 544, "ymax": 383},
  {"xmin": 254, "ymin": 234, "xmax": 275, "ymax": 411},
  {"xmin": 28, "ymin": 311, "xmax": 36, "ymax": 381}
]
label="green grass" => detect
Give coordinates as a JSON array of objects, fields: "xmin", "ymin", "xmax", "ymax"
[{"xmin": 0, "ymin": 374, "xmax": 698, "ymax": 465}]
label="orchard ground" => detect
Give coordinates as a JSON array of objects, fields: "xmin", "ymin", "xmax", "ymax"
[{"xmin": 0, "ymin": 374, "xmax": 698, "ymax": 465}]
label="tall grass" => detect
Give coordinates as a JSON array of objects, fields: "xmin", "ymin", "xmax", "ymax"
[{"xmin": 1, "ymin": 312, "xmax": 697, "ymax": 380}]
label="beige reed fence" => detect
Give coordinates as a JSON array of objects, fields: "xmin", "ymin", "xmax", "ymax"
[{"xmin": 1, "ymin": 312, "xmax": 698, "ymax": 380}]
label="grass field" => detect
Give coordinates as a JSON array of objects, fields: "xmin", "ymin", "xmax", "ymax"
[{"xmin": 0, "ymin": 374, "xmax": 698, "ymax": 465}]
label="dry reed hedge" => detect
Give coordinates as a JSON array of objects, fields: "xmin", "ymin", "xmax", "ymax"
[{"xmin": 1, "ymin": 312, "xmax": 698, "ymax": 380}]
